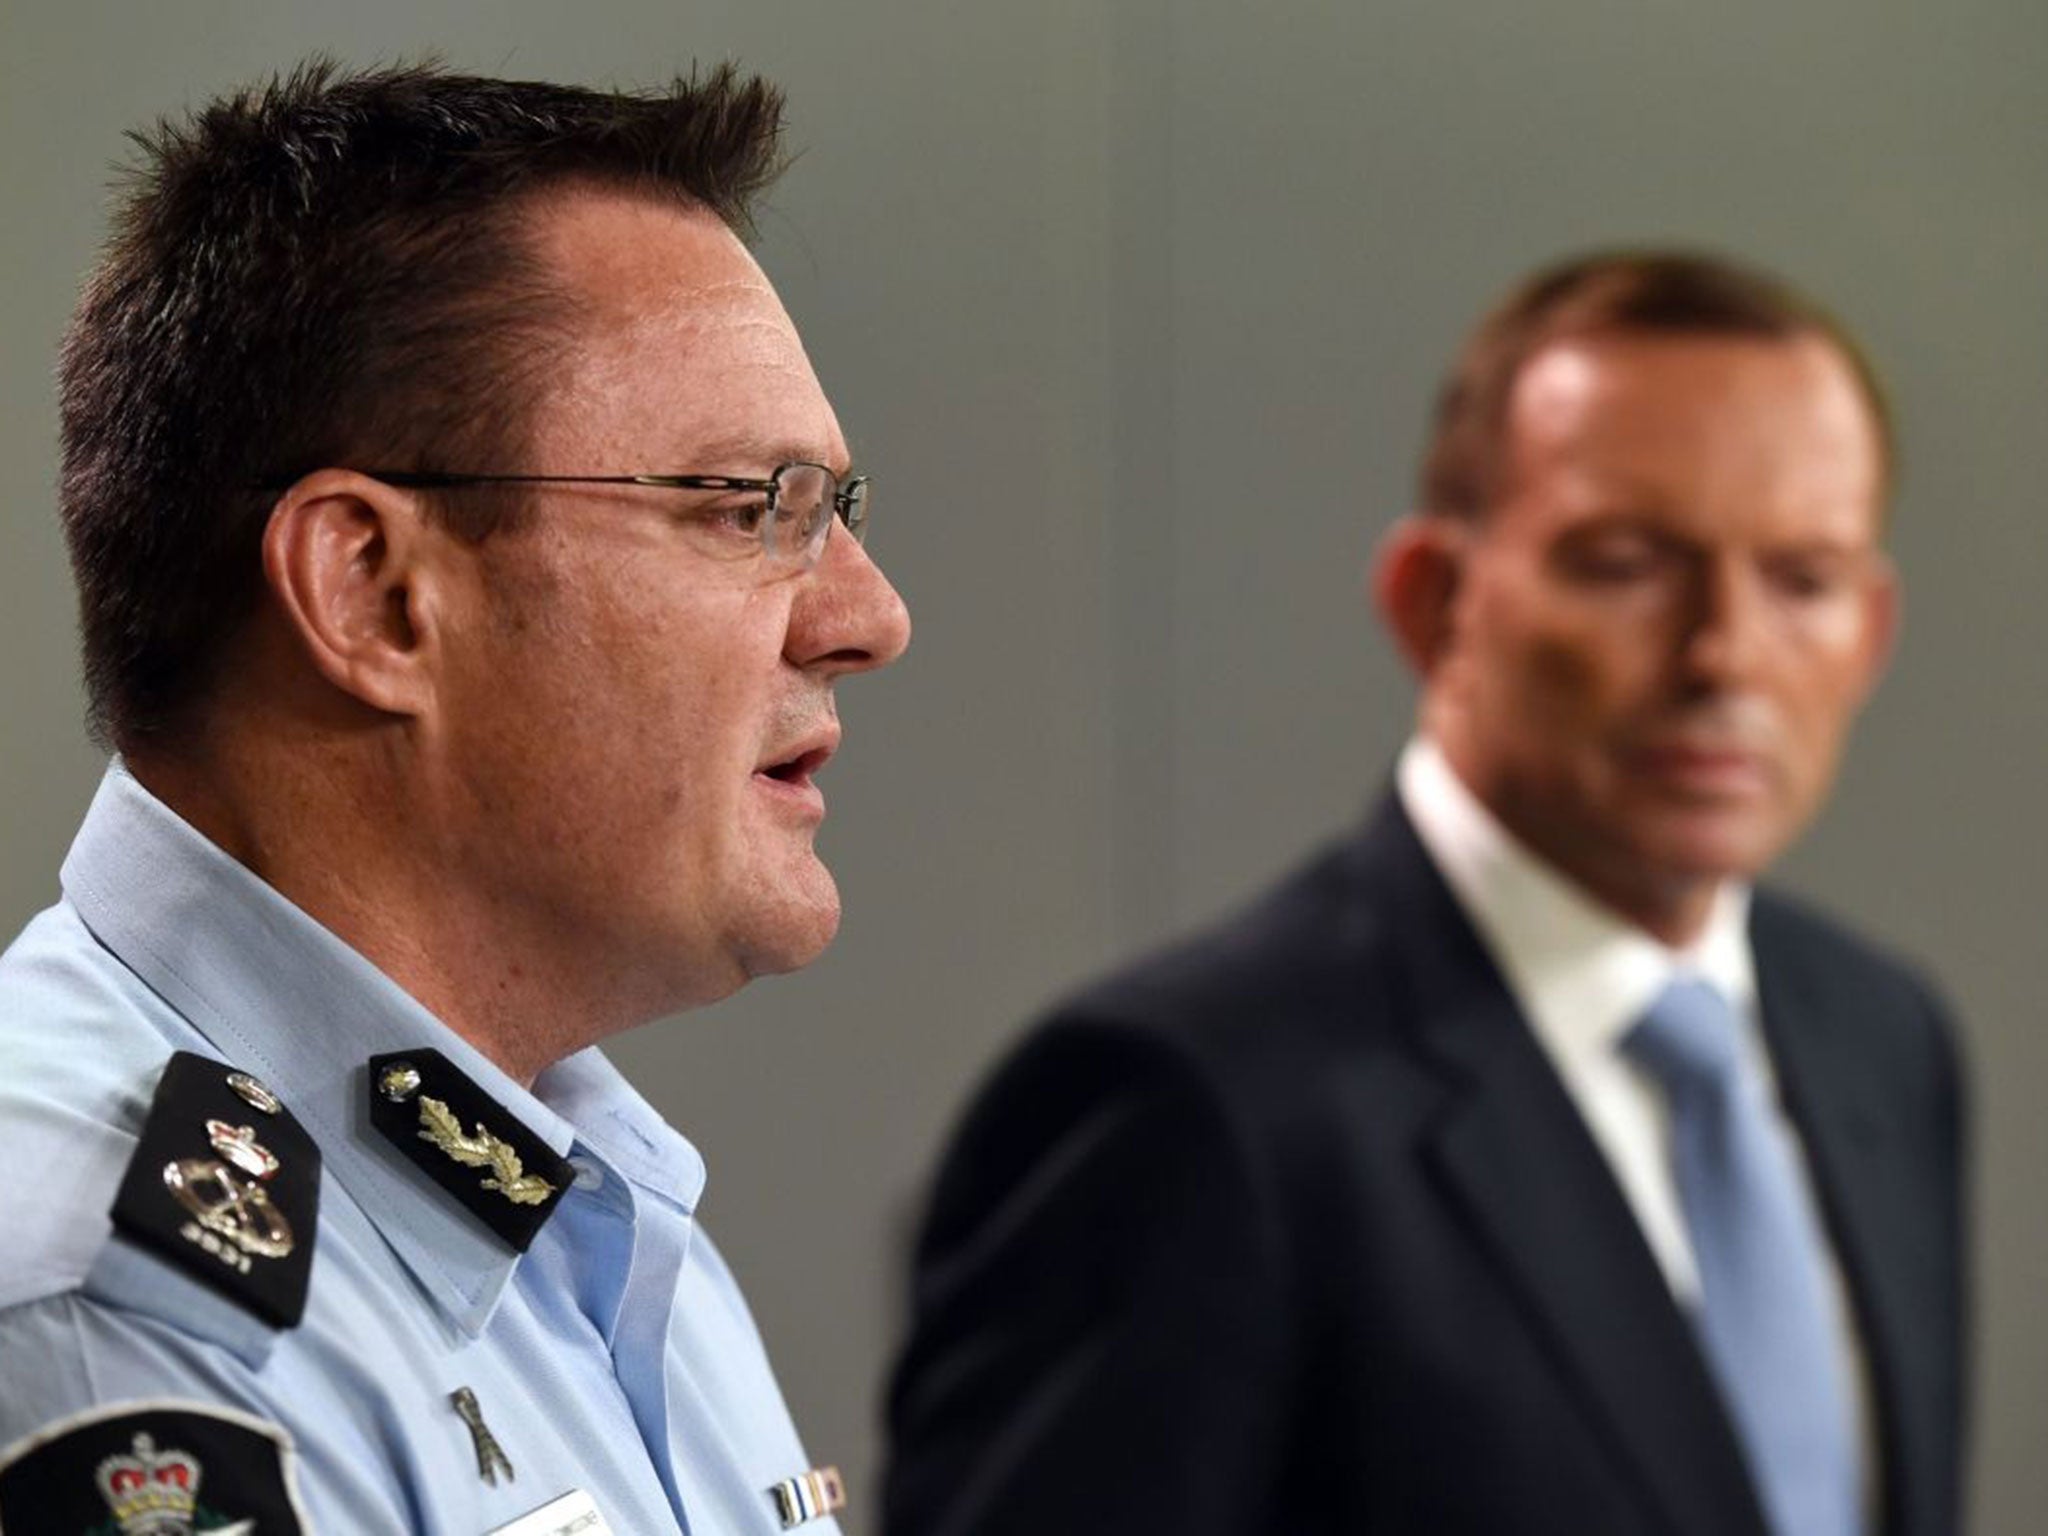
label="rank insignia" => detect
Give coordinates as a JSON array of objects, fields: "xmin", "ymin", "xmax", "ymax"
[
  {"xmin": 109, "ymin": 1053, "xmax": 319, "ymax": 1328},
  {"xmin": 0, "ymin": 1399, "xmax": 309, "ymax": 1534},
  {"xmin": 767, "ymin": 1466, "xmax": 846, "ymax": 1529},
  {"xmin": 367, "ymin": 1049, "xmax": 572, "ymax": 1251}
]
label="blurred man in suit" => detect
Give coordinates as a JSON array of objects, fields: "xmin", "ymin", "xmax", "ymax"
[{"xmin": 884, "ymin": 250, "xmax": 1966, "ymax": 1536}]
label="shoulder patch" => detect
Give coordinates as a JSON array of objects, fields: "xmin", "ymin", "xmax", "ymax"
[
  {"xmin": 0, "ymin": 1399, "xmax": 308, "ymax": 1534},
  {"xmin": 110, "ymin": 1053, "xmax": 319, "ymax": 1329}
]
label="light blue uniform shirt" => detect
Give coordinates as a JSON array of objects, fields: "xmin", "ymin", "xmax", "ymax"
[{"xmin": 0, "ymin": 764, "xmax": 841, "ymax": 1535}]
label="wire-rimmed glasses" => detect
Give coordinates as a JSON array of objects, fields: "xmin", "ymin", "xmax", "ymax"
[{"xmin": 348, "ymin": 462, "xmax": 869, "ymax": 569}]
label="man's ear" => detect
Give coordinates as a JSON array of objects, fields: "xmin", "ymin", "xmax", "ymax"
[
  {"xmin": 1371, "ymin": 513, "xmax": 1469, "ymax": 678},
  {"xmin": 260, "ymin": 470, "xmax": 449, "ymax": 717}
]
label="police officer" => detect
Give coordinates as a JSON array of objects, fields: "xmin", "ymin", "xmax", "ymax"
[{"xmin": 0, "ymin": 61, "xmax": 909, "ymax": 1533}]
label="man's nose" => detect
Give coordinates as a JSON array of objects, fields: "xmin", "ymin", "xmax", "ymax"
[
  {"xmin": 1678, "ymin": 556, "xmax": 1767, "ymax": 684},
  {"xmin": 789, "ymin": 522, "xmax": 912, "ymax": 675}
]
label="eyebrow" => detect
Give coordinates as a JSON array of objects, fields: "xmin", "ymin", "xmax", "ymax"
[
  {"xmin": 1557, "ymin": 469, "xmax": 1673, "ymax": 506},
  {"xmin": 681, "ymin": 433, "xmax": 851, "ymax": 476}
]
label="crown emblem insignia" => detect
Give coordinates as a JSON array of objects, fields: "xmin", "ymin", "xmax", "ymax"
[
  {"xmin": 205, "ymin": 1120, "xmax": 281, "ymax": 1180},
  {"xmin": 94, "ymin": 1433, "xmax": 201, "ymax": 1533}
]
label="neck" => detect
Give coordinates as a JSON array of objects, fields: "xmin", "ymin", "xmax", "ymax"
[
  {"xmin": 1565, "ymin": 863, "xmax": 1718, "ymax": 949},
  {"xmin": 128, "ymin": 733, "xmax": 628, "ymax": 1088},
  {"xmin": 1420, "ymin": 717, "xmax": 1723, "ymax": 950}
]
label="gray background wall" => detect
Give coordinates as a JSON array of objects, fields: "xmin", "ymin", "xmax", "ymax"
[{"xmin": 3, "ymin": 2, "xmax": 2041, "ymax": 1530}]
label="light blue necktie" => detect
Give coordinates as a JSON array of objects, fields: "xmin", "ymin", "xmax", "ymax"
[{"xmin": 1624, "ymin": 977, "xmax": 1862, "ymax": 1536}]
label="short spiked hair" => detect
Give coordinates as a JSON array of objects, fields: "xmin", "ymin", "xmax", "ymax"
[{"xmin": 60, "ymin": 59, "xmax": 788, "ymax": 747}]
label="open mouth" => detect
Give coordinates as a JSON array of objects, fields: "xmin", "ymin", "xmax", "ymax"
[{"xmin": 758, "ymin": 746, "xmax": 833, "ymax": 789}]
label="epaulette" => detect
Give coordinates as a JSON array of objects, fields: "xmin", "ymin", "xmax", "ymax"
[{"xmin": 108, "ymin": 1052, "xmax": 319, "ymax": 1329}]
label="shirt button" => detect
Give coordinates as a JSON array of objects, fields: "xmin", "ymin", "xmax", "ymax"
[{"xmin": 568, "ymin": 1158, "xmax": 605, "ymax": 1192}]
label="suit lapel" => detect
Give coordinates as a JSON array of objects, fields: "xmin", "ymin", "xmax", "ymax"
[
  {"xmin": 1752, "ymin": 910, "xmax": 1940, "ymax": 1536},
  {"xmin": 1351, "ymin": 804, "xmax": 1771, "ymax": 1536}
]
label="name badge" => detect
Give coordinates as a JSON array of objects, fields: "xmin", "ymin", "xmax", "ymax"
[{"xmin": 485, "ymin": 1488, "xmax": 613, "ymax": 1535}]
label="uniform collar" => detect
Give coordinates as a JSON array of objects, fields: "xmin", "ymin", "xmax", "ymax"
[
  {"xmin": 536, "ymin": 1050, "xmax": 706, "ymax": 1213},
  {"xmin": 59, "ymin": 762, "xmax": 703, "ymax": 1336},
  {"xmin": 1396, "ymin": 736, "xmax": 1756, "ymax": 1068}
]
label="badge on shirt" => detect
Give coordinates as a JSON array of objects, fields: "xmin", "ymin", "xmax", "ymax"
[
  {"xmin": 366, "ymin": 1049, "xmax": 572, "ymax": 1251},
  {"xmin": 0, "ymin": 1399, "xmax": 309, "ymax": 1535},
  {"xmin": 109, "ymin": 1052, "xmax": 320, "ymax": 1329},
  {"xmin": 484, "ymin": 1487, "xmax": 615, "ymax": 1535}
]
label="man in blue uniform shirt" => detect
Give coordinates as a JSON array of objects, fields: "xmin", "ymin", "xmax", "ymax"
[{"xmin": 0, "ymin": 61, "xmax": 909, "ymax": 1533}]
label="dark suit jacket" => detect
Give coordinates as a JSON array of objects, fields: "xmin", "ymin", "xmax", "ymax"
[{"xmin": 883, "ymin": 797, "xmax": 1967, "ymax": 1536}]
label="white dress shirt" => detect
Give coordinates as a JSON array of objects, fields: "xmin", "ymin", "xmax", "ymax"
[{"xmin": 1396, "ymin": 736, "xmax": 1875, "ymax": 1490}]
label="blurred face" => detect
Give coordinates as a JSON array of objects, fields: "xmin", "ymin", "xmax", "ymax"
[
  {"xmin": 428, "ymin": 189, "xmax": 910, "ymax": 1018},
  {"xmin": 1427, "ymin": 332, "xmax": 1894, "ymax": 940}
]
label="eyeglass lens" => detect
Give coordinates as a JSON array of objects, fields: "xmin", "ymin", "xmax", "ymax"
[{"xmin": 770, "ymin": 464, "xmax": 867, "ymax": 562}]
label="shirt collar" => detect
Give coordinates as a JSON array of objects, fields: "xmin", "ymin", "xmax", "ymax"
[
  {"xmin": 535, "ymin": 1049, "xmax": 706, "ymax": 1212},
  {"xmin": 59, "ymin": 762, "xmax": 703, "ymax": 1334},
  {"xmin": 1396, "ymin": 736, "xmax": 1755, "ymax": 1065}
]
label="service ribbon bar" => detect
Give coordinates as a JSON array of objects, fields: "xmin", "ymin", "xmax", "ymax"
[{"xmin": 767, "ymin": 1466, "xmax": 846, "ymax": 1529}]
